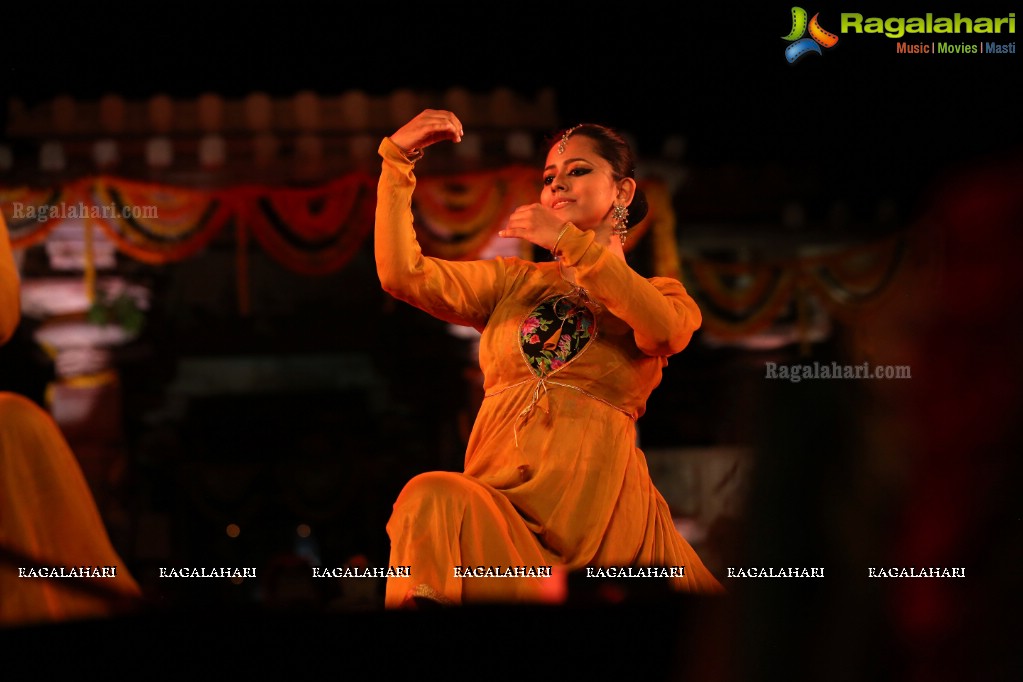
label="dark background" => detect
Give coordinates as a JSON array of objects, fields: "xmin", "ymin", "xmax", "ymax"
[
  {"xmin": 2, "ymin": 2, "xmax": 1019, "ymax": 678},
  {"xmin": 5, "ymin": 3, "xmax": 1018, "ymax": 176}
]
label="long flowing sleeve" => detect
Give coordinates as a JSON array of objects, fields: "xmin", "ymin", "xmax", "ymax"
[
  {"xmin": 556, "ymin": 224, "xmax": 701, "ymax": 356},
  {"xmin": 0, "ymin": 214, "xmax": 20, "ymax": 346},
  {"xmin": 374, "ymin": 137, "xmax": 508, "ymax": 331}
]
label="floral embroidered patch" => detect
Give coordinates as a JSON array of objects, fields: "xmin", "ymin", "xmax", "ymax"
[{"xmin": 519, "ymin": 294, "xmax": 595, "ymax": 377}]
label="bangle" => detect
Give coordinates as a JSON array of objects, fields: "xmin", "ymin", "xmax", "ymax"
[
  {"xmin": 401, "ymin": 147, "xmax": 424, "ymax": 164},
  {"xmin": 550, "ymin": 223, "xmax": 571, "ymax": 259}
]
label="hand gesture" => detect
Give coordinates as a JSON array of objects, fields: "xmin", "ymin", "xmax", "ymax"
[
  {"xmin": 499, "ymin": 204, "xmax": 567, "ymax": 252},
  {"xmin": 390, "ymin": 109, "xmax": 464, "ymax": 154}
]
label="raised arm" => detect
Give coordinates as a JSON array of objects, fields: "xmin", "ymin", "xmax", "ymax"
[{"xmin": 375, "ymin": 110, "xmax": 507, "ymax": 331}]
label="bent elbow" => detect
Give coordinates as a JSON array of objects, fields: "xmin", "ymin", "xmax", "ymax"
[
  {"xmin": 669, "ymin": 299, "xmax": 702, "ymax": 352},
  {"xmin": 378, "ymin": 273, "xmax": 413, "ymax": 303},
  {"xmin": 639, "ymin": 328, "xmax": 693, "ymax": 357},
  {"xmin": 638, "ymin": 307, "xmax": 701, "ymax": 356},
  {"xmin": 375, "ymin": 251, "xmax": 414, "ymax": 300},
  {"xmin": 666, "ymin": 326, "xmax": 696, "ymax": 355},
  {"xmin": 377, "ymin": 269, "xmax": 400, "ymax": 296}
]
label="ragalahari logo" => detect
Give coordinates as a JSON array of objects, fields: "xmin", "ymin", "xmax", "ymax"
[{"xmin": 783, "ymin": 7, "xmax": 839, "ymax": 63}]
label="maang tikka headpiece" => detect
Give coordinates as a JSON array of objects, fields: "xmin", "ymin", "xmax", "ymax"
[{"xmin": 558, "ymin": 125, "xmax": 583, "ymax": 154}]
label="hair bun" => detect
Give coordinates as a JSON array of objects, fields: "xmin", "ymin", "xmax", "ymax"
[{"xmin": 628, "ymin": 187, "xmax": 649, "ymax": 227}]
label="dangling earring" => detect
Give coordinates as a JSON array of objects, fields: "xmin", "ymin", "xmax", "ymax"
[{"xmin": 611, "ymin": 204, "xmax": 629, "ymax": 246}]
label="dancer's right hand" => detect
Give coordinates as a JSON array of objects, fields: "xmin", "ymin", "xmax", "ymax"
[{"xmin": 390, "ymin": 109, "xmax": 464, "ymax": 155}]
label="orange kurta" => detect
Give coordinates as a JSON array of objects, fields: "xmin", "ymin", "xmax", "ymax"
[
  {"xmin": 1, "ymin": 215, "xmax": 142, "ymax": 626},
  {"xmin": 375, "ymin": 138, "xmax": 723, "ymax": 606}
]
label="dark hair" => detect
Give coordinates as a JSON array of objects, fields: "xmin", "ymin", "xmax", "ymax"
[{"xmin": 546, "ymin": 124, "xmax": 649, "ymax": 226}]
